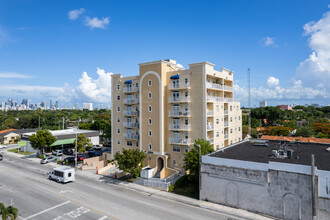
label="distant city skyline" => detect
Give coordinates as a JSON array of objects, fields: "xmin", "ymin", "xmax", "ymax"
[{"xmin": 0, "ymin": 1, "xmax": 329, "ymax": 106}]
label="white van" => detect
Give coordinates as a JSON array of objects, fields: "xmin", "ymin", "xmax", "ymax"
[{"xmin": 49, "ymin": 167, "xmax": 75, "ymax": 183}]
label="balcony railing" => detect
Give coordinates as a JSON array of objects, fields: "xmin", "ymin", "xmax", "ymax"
[
  {"xmin": 207, "ymin": 110, "xmax": 214, "ymax": 116},
  {"xmin": 224, "ymin": 110, "xmax": 228, "ymax": 115},
  {"xmin": 123, "ymin": 133, "xmax": 139, "ymax": 140},
  {"xmin": 123, "ymin": 98, "xmax": 139, "ymax": 104},
  {"xmin": 169, "ymin": 96, "xmax": 191, "ymax": 103},
  {"xmin": 224, "ymin": 98, "xmax": 233, "ymax": 102},
  {"xmin": 123, "ymin": 87, "xmax": 139, "ymax": 93},
  {"xmin": 207, "ymin": 138, "xmax": 214, "ymax": 144},
  {"xmin": 169, "ymin": 124, "xmax": 191, "ymax": 130},
  {"xmin": 206, "ymin": 82, "xmax": 223, "ymax": 90},
  {"xmin": 207, "ymin": 96, "xmax": 223, "ymax": 102},
  {"xmin": 169, "ymin": 137, "xmax": 191, "ymax": 145},
  {"xmin": 224, "ymin": 86, "xmax": 233, "ymax": 91},
  {"xmin": 169, "ymin": 110, "xmax": 191, "ymax": 117},
  {"xmin": 123, "ymin": 110, "xmax": 139, "ymax": 116},
  {"xmin": 224, "ymin": 134, "xmax": 229, "ymax": 139},
  {"xmin": 168, "ymin": 83, "xmax": 190, "ymax": 90},
  {"xmin": 207, "ymin": 124, "xmax": 214, "ymax": 130},
  {"xmin": 123, "ymin": 122, "xmax": 139, "ymax": 128}
]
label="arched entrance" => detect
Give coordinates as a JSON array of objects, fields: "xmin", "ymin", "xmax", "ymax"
[
  {"xmin": 283, "ymin": 193, "xmax": 301, "ymax": 220},
  {"xmin": 157, "ymin": 157, "xmax": 164, "ymax": 171}
]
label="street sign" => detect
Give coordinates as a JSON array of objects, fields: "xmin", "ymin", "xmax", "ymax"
[{"xmin": 18, "ymin": 141, "xmax": 26, "ymax": 147}]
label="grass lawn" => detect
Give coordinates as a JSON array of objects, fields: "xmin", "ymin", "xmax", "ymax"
[
  {"xmin": 169, "ymin": 175, "xmax": 199, "ymax": 199},
  {"xmin": 8, "ymin": 148, "xmax": 34, "ymax": 156}
]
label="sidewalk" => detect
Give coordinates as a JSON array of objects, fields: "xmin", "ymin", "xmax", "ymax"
[{"xmin": 4, "ymin": 150, "xmax": 276, "ymax": 220}]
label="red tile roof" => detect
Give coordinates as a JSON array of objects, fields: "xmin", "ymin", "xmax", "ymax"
[
  {"xmin": 0, "ymin": 129, "xmax": 16, "ymax": 134},
  {"xmin": 261, "ymin": 135, "xmax": 330, "ymax": 144}
]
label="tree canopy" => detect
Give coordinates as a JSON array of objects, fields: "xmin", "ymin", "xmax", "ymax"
[
  {"xmin": 0, "ymin": 203, "xmax": 18, "ymax": 220},
  {"xmin": 75, "ymin": 134, "xmax": 93, "ymax": 153},
  {"xmin": 184, "ymin": 138, "xmax": 214, "ymax": 182},
  {"xmin": 114, "ymin": 149, "xmax": 146, "ymax": 178},
  {"xmin": 29, "ymin": 129, "xmax": 56, "ymax": 154}
]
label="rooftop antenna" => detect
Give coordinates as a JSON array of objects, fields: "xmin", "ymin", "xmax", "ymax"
[{"xmin": 248, "ymin": 68, "xmax": 251, "ymax": 137}]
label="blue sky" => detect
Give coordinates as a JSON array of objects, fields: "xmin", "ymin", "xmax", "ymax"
[{"xmin": 0, "ymin": 0, "xmax": 329, "ymax": 107}]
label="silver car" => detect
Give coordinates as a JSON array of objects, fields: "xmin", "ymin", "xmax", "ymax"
[
  {"xmin": 0, "ymin": 145, "xmax": 7, "ymax": 149},
  {"xmin": 40, "ymin": 157, "xmax": 57, "ymax": 164}
]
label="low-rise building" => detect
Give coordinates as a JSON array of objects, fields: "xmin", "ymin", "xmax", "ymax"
[
  {"xmin": 0, "ymin": 129, "xmax": 20, "ymax": 144},
  {"xmin": 201, "ymin": 139, "xmax": 330, "ymax": 219}
]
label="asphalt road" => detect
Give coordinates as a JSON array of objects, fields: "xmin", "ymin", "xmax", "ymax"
[{"xmin": 0, "ymin": 153, "xmax": 239, "ymax": 220}]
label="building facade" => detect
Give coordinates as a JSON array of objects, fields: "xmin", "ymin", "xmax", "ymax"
[{"xmin": 111, "ymin": 59, "xmax": 242, "ymax": 172}]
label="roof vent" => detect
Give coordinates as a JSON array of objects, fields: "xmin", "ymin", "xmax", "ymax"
[
  {"xmin": 327, "ymin": 147, "xmax": 330, "ymax": 152},
  {"xmin": 253, "ymin": 140, "xmax": 269, "ymax": 147}
]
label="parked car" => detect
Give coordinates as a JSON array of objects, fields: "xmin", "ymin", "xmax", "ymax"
[
  {"xmin": 62, "ymin": 156, "xmax": 75, "ymax": 165},
  {"xmin": 0, "ymin": 153, "xmax": 3, "ymax": 161},
  {"xmin": 0, "ymin": 145, "xmax": 7, "ymax": 149},
  {"xmin": 40, "ymin": 156, "xmax": 57, "ymax": 164},
  {"xmin": 77, "ymin": 154, "xmax": 86, "ymax": 161},
  {"xmin": 93, "ymin": 145, "xmax": 102, "ymax": 150},
  {"xmin": 52, "ymin": 150, "xmax": 63, "ymax": 156},
  {"xmin": 88, "ymin": 150, "xmax": 102, "ymax": 157},
  {"xmin": 102, "ymin": 148, "xmax": 111, "ymax": 153},
  {"xmin": 63, "ymin": 149, "xmax": 74, "ymax": 155}
]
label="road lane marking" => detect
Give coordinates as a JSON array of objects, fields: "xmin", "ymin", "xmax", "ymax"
[
  {"xmin": 23, "ymin": 201, "xmax": 70, "ymax": 220},
  {"xmin": 98, "ymin": 216, "xmax": 107, "ymax": 220},
  {"xmin": 59, "ymin": 190, "xmax": 73, "ymax": 194}
]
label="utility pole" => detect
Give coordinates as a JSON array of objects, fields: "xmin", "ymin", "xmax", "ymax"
[
  {"xmin": 38, "ymin": 115, "xmax": 40, "ymax": 129},
  {"xmin": 62, "ymin": 117, "xmax": 64, "ymax": 130},
  {"xmin": 75, "ymin": 132, "xmax": 78, "ymax": 170},
  {"xmin": 248, "ymin": 68, "xmax": 251, "ymax": 137},
  {"xmin": 198, "ymin": 144, "xmax": 201, "ymax": 200},
  {"xmin": 311, "ymin": 154, "xmax": 317, "ymax": 219}
]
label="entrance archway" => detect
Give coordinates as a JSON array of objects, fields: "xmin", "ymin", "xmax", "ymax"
[{"xmin": 157, "ymin": 157, "xmax": 164, "ymax": 171}]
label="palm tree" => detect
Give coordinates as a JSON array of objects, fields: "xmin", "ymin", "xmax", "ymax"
[{"xmin": 0, "ymin": 203, "xmax": 18, "ymax": 220}]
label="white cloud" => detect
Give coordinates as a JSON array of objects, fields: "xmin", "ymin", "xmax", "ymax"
[
  {"xmin": 78, "ymin": 68, "xmax": 113, "ymax": 102},
  {"xmin": 0, "ymin": 72, "xmax": 33, "ymax": 79},
  {"xmin": 68, "ymin": 8, "xmax": 85, "ymax": 20},
  {"xmin": 262, "ymin": 37, "xmax": 278, "ymax": 47},
  {"xmin": 85, "ymin": 17, "xmax": 109, "ymax": 29},
  {"xmin": 295, "ymin": 9, "xmax": 330, "ymax": 92},
  {"xmin": 234, "ymin": 76, "xmax": 328, "ymax": 106}
]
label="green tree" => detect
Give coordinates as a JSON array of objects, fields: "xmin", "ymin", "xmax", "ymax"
[
  {"xmin": 0, "ymin": 203, "xmax": 18, "ymax": 220},
  {"xmin": 114, "ymin": 149, "xmax": 146, "ymax": 178},
  {"xmin": 29, "ymin": 129, "xmax": 56, "ymax": 154},
  {"xmin": 183, "ymin": 139, "xmax": 214, "ymax": 182},
  {"xmin": 295, "ymin": 126, "xmax": 315, "ymax": 137},
  {"xmin": 74, "ymin": 134, "xmax": 92, "ymax": 153}
]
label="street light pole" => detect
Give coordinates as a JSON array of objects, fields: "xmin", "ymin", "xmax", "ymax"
[
  {"xmin": 75, "ymin": 132, "xmax": 77, "ymax": 169},
  {"xmin": 198, "ymin": 144, "xmax": 201, "ymax": 200}
]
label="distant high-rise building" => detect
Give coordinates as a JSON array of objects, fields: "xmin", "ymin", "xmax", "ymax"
[
  {"xmin": 50, "ymin": 100, "xmax": 53, "ymax": 109},
  {"xmin": 22, "ymin": 99, "xmax": 28, "ymax": 107},
  {"xmin": 259, "ymin": 101, "xmax": 267, "ymax": 107},
  {"xmin": 83, "ymin": 103, "xmax": 93, "ymax": 110},
  {"xmin": 311, "ymin": 103, "xmax": 320, "ymax": 108},
  {"xmin": 55, "ymin": 101, "xmax": 59, "ymax": 109}
]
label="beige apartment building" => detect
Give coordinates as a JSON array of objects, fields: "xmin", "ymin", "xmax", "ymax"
[{"xmin": 111, "ymin": 59, "xmax": 242, "ymax": 173}]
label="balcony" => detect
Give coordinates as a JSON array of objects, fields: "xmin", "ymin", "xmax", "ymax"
[
  {"xmin": 169, "ymin": 96, "xmax": 191, "ymax": 103},
  {"xmin": 168, "ymin": 83, "xmax": 190, "ymax": 90},
  {"xmin": 123, "ymin": 87, "xmax": 139, "ymax": 93},
  {"xmin": 224, "ymin": 122, "xmax": 229, "ymax": 127},
  {"xmin": 169, "ymin": 110, "xmax": 191, "ymax": 117},
  {"xmin": 207, "ymin": 124, "xmax": 214, "ymax": 130},
  {"xmin": 123, "ymin": 110, "xmax": 139, "ymax": 116},
  {"xmin": 207, "ymin": 138, "xmax": 214, "ymax": 144},
  {"xmin": 207, "ymin": 110, "xmax": 214, "ymax": 116},
  {"xmin": 169, "ymin": 124, "xmax": 191, "ymax": 131},
  {"xmin": 123, "ymin": 133, "xmax": 139, "ymax": 140},
  {"xmin": 224, "ymin": 134, "xmax": 229, "ymax": 139},
  {"xmin": 207, "ymin": 96, "xmax": 223, "ymax": 102},
  {"xmin": 123, "ymin": 122, "xmax": 139, "ymax": 128},
  {"xmin": 224, "ymin": 98, "xmax": 233, "ymax": 102},
  {"xmin": 224, "ymin": 110, "xmax": 228, "ymax": 115},
  {"xmin": 123, "ymin": 98, "xmax": 139, "ymax": 104},
  {"xmin": 206, "ymin": 82, "xmax": 223, "ymax": 90},
  {"xmin": 169, "ymin": 137, "xmax": 191, "ymax": 145},
  {"xmin": 224, "ymin": 86, "xmax": 233, "ymax": 91}
]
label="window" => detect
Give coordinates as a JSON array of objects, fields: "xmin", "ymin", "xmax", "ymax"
[
  {"xmin": 230, "ymin": 106, "xmax": 232, "ymax": 111},
  {"xmin": 136, "ymin": 83, "xmax": 138, "ymax": 87},
  {"xmin": 117, "ymin": 117, "xmax": 120, "ymax": 123},
  {"xmin": 136, "ymin": 142, "xmax": 139, "ymax": 147},
  {"xmin": 230, "ymin": 117, "xmax": 232, "ymax": 122},
  {"xmin": 185, "ymin": 105, "xmax": 188, "ymax": 111},
  {"xmin": 148, "ymin": 105, "xmax": 152, "ymax": 112},
  {"xmin": 239, "ymin": 116, "xmax": 241, "ymax": 120},
  {"xmin": 117, "ymin": 139, "xmax": 120, "ymax": 145},
  {"xmin": 173, "ymin": 159, "xmax": 177, "ymax": 166},
  {"xmin": 148, "ymin": 80, "xmax": 152, "ymax": 86},
  {"xmin": 230, "ymin": 129, "xmax": 233, "ymax": 134},
  {"xmin": 216, "ymin": 105, "xmax": 219, "ymax": 112},
  {"xmin": 185, "ymin": 119, "xmax": 188, "ymax": 125},
  {"xmin": 230, "ymin": 140, "xmax": 233, "ymax": 145},
  {"xmin": 216, "ymin": 145, "xmax": 219, "ymax": 150},
  {"xmin": 117, "ymin": 95, "xmax": 120, "ymax": 101},
  {"xmin": 185, "ymin": 133, "xmax": 189, "ymax": 139},
  {"xmin": 127, "ymin": 141, "xmax": 132, "ymax": 146},
  {"xmin": 216, "ymin": 119, "xmax": 219, "ymax": 124},
  {"xmin": 185, "ymin": 146, "xmax": 189, "ymax": 153},
  {"xmin": 185, "ymin": 92, "xmax": 188, "ymax": 97},
  {"xmin": 117, "ymin": 106, "xmax": 120, "ymax": 112},
  {"xmin": 68, "ymin": 173, "xmax": 72, "ymax": 177},
  {"xmin": 216, "ymin": 132, "xmax": 219, "ymax": 137},
  {"xmin": 117, "ymin": 84, "xmax": 120, "ymax": 90},
  {"xmin": 117, "ymin": 129, "xmax": 120, "ymax": 134},
  {"xmin": 237, "ymin": 106, "xmax": 239, "ymax": 111},
  {"xmin": 149, "ymin": 130, "xmax": 152, "ymax": 136},
  {"xmin": 172, "ymin": 146, "xmax": 181, "ymax": 152},
  {"xmin": 148, "ymin": 92, "xmax": 152, "ymax": 99},
  {"xmin": 148, "ymin": 144, "xmax": 152, "ymax": 150},
  {"xmin": 238, "ymin": 127, "xmax": 241, "ymax": 131},
  {"xmin": 148, "ymin": 118, "xmax": 152, "ymax": 125},
  {"xmin": 185, "ymin": 78, "xmax": 188, "ymax": 84}
]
